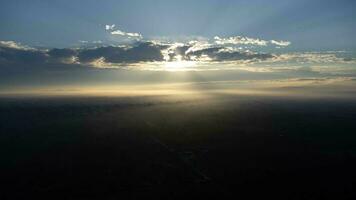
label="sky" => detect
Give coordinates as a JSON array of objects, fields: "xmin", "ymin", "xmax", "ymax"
[
  {"xmin": 1, "ymin": 0, "xmax": 355, "ymax": 50},
  {"xmin": 0, "ymin": 0, "xmax": 356, "ymax": 95}
]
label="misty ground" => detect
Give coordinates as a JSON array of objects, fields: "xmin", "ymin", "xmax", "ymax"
[{"xmin": 1, "ymin": 94, "xmax": 356, "ymax": 199}]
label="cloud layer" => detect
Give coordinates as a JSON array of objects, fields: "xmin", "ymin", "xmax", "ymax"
[{"xmin": 0, "ymin": 36, "xmax": 354, "ymax": 73}]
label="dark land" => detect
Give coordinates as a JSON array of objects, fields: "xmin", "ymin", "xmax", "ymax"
[{"xmin": 1, "ymin": 94, "xmax": 356, "ymax": 199}]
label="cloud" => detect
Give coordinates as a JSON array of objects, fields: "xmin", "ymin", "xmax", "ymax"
[
  {"xmin": 187, "ymin": 47, "xmax": 274, "ymax": 62},
  {"xmin": 105, "ymin": 24, "xmax": 291, "ymax": 49},
  {"xmin": 0, "ymin": 42, "xmax": 48, "ymax": 67},
  {"xmin": 78, "ymin": 42, "xmax": 166, "ymax": 64},
  {"xmin": 105, "ymin": 24, "xmax": 116, "ymax": 31},
  {"xmin": 105, "ymin": 25, "xmax": 142, "ymax": 39},
  {"xmin": 214, "ymin": 36, "xmax": 268, "ymax": 46},
  {"xmin": 0, "ymin": 40, "xmax": 33, "ymax": 50},
  {"xmin": 214, "ymin": 36, "xmax": 291, "ymax": 48},
  {"xmin": 271, "ymin": 52, "xmax": 352, "ymax": 64},
  {"xmin": 111, "ymin": 30, "xmax": 142, "ymax": 38},
  {"xmin": 270, "ymin": 40, "xmax": 291, "ymax": 47},
  {"xmin": 159, "ymin": 41, "xmax": 274, "ymax": 63},
  {"xmin": 0, "ymin": 40, "xmax": 168, "ymax": 68},
  {"xmin": 47, "ymin": 48, "xmax": 78, "ymax": 64},
  {"xmin": 185, "ymin": 40, "xmax": 213, "ymax": 54}
]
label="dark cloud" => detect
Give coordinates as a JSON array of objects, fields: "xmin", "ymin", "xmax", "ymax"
[
  {"xmin": 77, "ymin": 42, "xmax": 167, "ymax": 63},
  {"xmin": 0, "ymin": 45, "xmax": 82, "ymax": 72},
  {"xmin": 213, "ymin": 51, "xmax": 274, "ymax": 61},
  {"xmin": 186, "ymin": 47, "xmax": 222, "ymax": 58},
  {"xmin": 173, "ymin": 45, "xmax": 191, "ymax": 60},
  {"xmin": 184, "ymin": 47, "xmax": 274, "ymax": 61},
  {"xmin": 77, "ymin": 46, "xmax": 119, "ymax": 63},
  {"xmin": 164, "ymin": 45, "xmax": 274, "ymax": 62},
  {"xmin": 47, "ymin": 48, "xmax": 77, "ymax": 58},
  {"xmin": 0, "ymin": 42, "xmax": 168, "ymax": 69},
  {"xmin": 0, "ymin": 46, "xmax": 47, "ymax": 66},
  {"xmin": 47, "ymin": 48, "xmax": 78, "ymax": 63},
  {"xmin": 106, "ymin": 42, "xmax": 166, "ymax": 63}
]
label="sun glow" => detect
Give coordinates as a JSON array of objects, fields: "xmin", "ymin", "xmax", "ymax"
[{"xmin": 164, "ymin": 61, "xmax": 197, "ymax": 71}]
